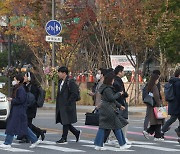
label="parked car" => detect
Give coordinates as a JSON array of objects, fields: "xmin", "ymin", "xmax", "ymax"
[{"xmin": 0, "ymin": 92, "xmax": 10, "ymax": 128}]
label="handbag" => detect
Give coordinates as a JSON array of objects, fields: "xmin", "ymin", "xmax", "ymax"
[
  {"xmin": 143, "ymin": 93, "xmax": 154, "ymax": 107},
  {"xmin": 153, "ymin": 106, "xmax": 168, "ymax": 119},
  {"xmin": 85, "ymin": 108, "xmax": 99, "ymax": 126}
]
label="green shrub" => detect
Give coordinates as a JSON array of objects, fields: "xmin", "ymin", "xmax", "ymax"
[
  {"xmin": 77, "ymin": 88, "xmax": 94, "ymax": 106},
  {"xmin": 0, "ymin": 84, "xmax": 8, "ymax": 96},
  {"xmin": 0, "ymin": 76, "xmax": 8, "ymax": 82}
]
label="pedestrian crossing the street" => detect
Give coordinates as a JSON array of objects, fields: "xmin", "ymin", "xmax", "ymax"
[{"xmin": 0, "ymin": 138, "xmax": 180, "ymax": 153}]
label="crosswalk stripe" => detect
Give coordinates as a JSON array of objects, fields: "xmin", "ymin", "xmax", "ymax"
[
  {"xmin": 71, "ymin": 139, "xmax": 156, "ymax": 145},
  {"xmin": 160, "ymin": 140, "xmax": 179, "ymax": 144},
  {"xmin": 131, "ymin": 141, "xmax": 155, "ymax": 145},
  {"xmin": 0, "ymin": 141, "xmax": 19, "ymax": 145},
  {"xmin": 0, "ymin": 147, "xmax": 33, "ymax": 152},
  {"xmin": 70, "ymin": 139, "xmax": 94, "ymax": 144},
  {"xmin": 83, "ymin": 145, "xmax": 134, "ymax": 151},
  {"xmin": 0, "ymin": 133, "xmax": 6, "ymax": 137},
  {"xmin": 41, "ymin": 140, "xmax": 56, "ymax": 145},
  {"xmin": 133, "ymin": 144, "xmax": 180, "ymax": 152},
  {"xmin": 37, "ymin": 145, "xmax": 85, "ymax": 152}
]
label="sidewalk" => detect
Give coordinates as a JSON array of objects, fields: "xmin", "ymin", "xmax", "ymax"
[{"xmin": 41, "ymin": 103, "xmax": 146, "ymax": 116}]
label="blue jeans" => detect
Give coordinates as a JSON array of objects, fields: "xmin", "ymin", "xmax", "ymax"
[
  {"xmin": 94, "ymin": 128, "xmax": 126, "ymax": 147},
  {"xmin": 114, "ymin": 129, "xmax": 126, "ymax": 146},
  {"xmin": 4, "ymin": 127, "xmax": 38, "ymax": 145},
  {"xmin": 94, "ymin": 128, "xmax": 105, "ymax": 147}
]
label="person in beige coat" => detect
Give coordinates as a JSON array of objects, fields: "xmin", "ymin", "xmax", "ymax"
[{"xmin": 142, "ymin": 74, "xmax": 164, "ymax": 141}]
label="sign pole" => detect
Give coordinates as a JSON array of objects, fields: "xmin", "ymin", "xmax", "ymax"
[
  {"xmin": 51, "ymin": 0, "xmax": 55, "ymax": 102},
  {"xmin": 7, "ymin": 16, "xmax": 11, "ymax": 97}
]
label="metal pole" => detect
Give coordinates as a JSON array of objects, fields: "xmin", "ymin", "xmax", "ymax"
[
  {"xmin": 7, "ymin": 17, "xmax": 11, "ymax": 97},
  {"xmin": 51, "ymin": 0, "xmax": 55, "ymax": 101}
]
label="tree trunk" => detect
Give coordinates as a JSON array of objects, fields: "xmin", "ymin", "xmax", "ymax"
[{"xmin": 135, "ymin": 56, "xmax": 139, "ymax": 105}]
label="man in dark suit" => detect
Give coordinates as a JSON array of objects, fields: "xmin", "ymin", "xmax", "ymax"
[{"xmin": 56, "ymin": 66, "xmax": 81, "ymax": 144}]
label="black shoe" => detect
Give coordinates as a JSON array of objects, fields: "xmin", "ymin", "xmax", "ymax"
[
  {"xmin": 19, "ymin": 138, "xmax": 30, "ymax": 143},
  {"xmin": 16, "ymin": 136, "xmax": 24, "ymax": 140},
  {"xmin": 75, "ymin": 130, "xmax": 82, "ymax": 142},
  {"xmin": 40, "ymin": 130, "xmax": 47, "ymax": 141},
  {"xmin": 178, "ymin": 137, "xmax": 180, "ymax": 144},
  {"xmin": 56, "ymin": 138, "xmax": 67, "ymax": 144},
  {"xmin": 175, "ymin": 128, "xmax": 180, "ymax": 137}
]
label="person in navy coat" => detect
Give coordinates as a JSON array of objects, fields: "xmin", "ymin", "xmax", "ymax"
[
  {"xmin": 0, "ymin": 74, "xmax": 40, "ymax": 149},
  {"xmin": 161, "ymin": 68, "xmax": 180, "ymax": 143}
]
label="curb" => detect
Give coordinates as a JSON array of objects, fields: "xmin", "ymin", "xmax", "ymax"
[{"xmin": 40, "ymin": 105, "xmax": 146, "ymax": 116}]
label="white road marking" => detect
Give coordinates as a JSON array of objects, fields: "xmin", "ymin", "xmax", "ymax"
[
  {"xmin": 0, "ymin": 141, "xmax": 19, "ymax": 145},
  {"xmin": 70, "ymin": 139, "xmax": 94, "ymax": 144},
  {"xmin": 161, "ymin": 140, "xmax": 179, "ymax": 144},
  {"xmin": 0, "ymin": 147, "xmax": 33, "ymax": 152},
  {"xmin": 37, "ymin": 145, "xmax": 85, "ymax": 152},
  {"xmin": 133, "ymin": 127, "xmax": 143, "ymax": 129},
  {"xmin": 133, "ymin": 144, "xmax": 180, "ymax": 151},
  {"xmin": 83, "ymin": 145, "xmax": 134, "ymax": 151},
  {"xmin": 41, "ymin": 140, "xmax": 56, "ymax": 145},
  {"xmin": 131, "ymin": 141, "xmax": 155, "ymax": 145}
]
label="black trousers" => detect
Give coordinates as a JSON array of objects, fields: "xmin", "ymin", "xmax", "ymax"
[
  {"xmin": 28, "ymin": 118, "xmax": 42, "ymax": 138},
  {"xmin": 104, "ymin": 129, "xmax": 111, "ymax": 143},
  {"xmin": 62, "ymin": 124, "xmax": 79, "ymax": 140},
  {"xmin": 147, "ymin": 124, "xmax": 162, "ymax": 138}
]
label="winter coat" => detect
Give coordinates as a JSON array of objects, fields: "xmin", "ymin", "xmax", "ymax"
[
  {"xmin": 5, "ymin": 85, "xmax": 28, "ymax": 136},
  {"xmin": 56, "ymin": 76, "xmax": 78, "ymax": 125},
  {"xmin": 98, "ymin": 84, "xmax": 126, "ymax": 130},
  {"xmin": 113, "ymin": 76, "xmax": 128, "ymax": 119},
  {"xmin": 24, "ymin": 83, "xmax": 39, "ymax": 119},
  {"xmin": 147, "ymin": 85, "xmax": 163, "ymax": 125},
  {"xmin": 95, "ymin": 81, "xmax": 103, "ymax": 108},
  {"xmin": 168, "ymin": 77, "xmax": 180, "ymax": 115}
]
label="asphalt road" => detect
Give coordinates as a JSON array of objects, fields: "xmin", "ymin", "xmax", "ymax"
[{"xmin": 0, "ymin": 108, "xmax": 179, "ymax": 154}]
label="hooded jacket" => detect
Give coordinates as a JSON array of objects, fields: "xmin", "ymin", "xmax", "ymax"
[{"xmin": 98, "ymin": 84, "xmax": 126, "ymax": 129}]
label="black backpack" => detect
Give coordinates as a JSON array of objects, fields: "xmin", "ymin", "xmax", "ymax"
[
  {"xmin": 164, "ymin": 82, "xmax": 175, "ymax": 102},
  {"xmin": 26, "ymin": 92, "xmax": 36, "ymax": 107},
  {"xmin": 36, "ymin": 86, "xmax": 46, "ymax": 108},
  {"xmin": 142, "ymin": 84, "xmax": 148, "ymax": 101},
  {"xmin": 67, "ymin": 79, "xmax": 81, "ymax": 101}
]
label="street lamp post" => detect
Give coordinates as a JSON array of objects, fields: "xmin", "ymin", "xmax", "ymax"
[{"xmin": 51, "ymin": 0, "xmax": 55, "ymax": 101}]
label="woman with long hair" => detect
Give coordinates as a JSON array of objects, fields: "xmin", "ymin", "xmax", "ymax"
[
  {"xmin": 18, "ymin": 72, "xmax": 46, "ymax": 143},
  {"xmin": 0, "ymin": 74, "xmax": 40, "ymax": 149},
  {"xmin": 142, "ymin": 73, "xmax": 164, "ymax": 141}
]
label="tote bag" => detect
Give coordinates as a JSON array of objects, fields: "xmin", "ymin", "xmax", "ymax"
[{"xmin": 153, "ymin": 106, "xmax": 168, "ymax": 119}]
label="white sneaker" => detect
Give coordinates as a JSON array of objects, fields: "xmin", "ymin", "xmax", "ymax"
[
  {"xmin": 154, "ymin": 138, "xmax": 164, "ymax": 141},
  {"xmin": 29, "ymin": 140, "xmax": 41, "ymax": 148},
  {"xmin": 120, "ymin": 143, "xmax": 131, "ymax": 150},
  {"xmin": 125, "ymin": 138, "xmax": 132, "ymax": 145},
  {"xmin": 107, "ymin": 140, "xmax": 118, "ymax": 146},
  {"xmin": 0, "ymin": 144, "xmax": 11, "ymax": 149},
  {"xmin": 142, "ymin": 131, "xmax": 149, "ymax": 139},
  {"xmin": 94, "ymin": 146, "xmax": 106, "ymax": 150}
]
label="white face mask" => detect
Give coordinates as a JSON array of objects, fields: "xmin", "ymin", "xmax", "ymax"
[
  {"xmin": 12, "ymin": 80, "xmax": 17, "ymax": 86},
  {"xmin": 96, "ymin": 74, "xmax": 101, "ymax": 80}
]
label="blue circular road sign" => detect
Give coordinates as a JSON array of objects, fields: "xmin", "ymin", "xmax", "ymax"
[{"xmin": 45, "ymin": 20, "xmax": 62, "ymax": 36}]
